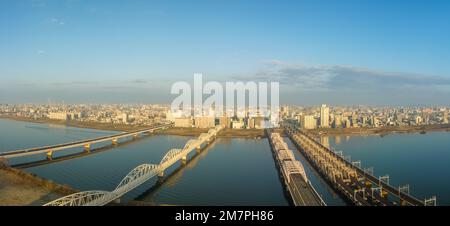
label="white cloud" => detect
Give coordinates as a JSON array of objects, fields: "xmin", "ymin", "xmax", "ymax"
[
  {"xmin": 238, "ymin": 60, "xmax": 450, "ymax": 91},
  {"xmin": 232, "ymin": 60, "xmax": 450, "ymax": 104}
]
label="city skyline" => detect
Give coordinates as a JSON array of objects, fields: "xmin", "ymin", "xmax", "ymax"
[{"xmin": 2, "ymin": 0, "xmax": 450, "ymax": 104}]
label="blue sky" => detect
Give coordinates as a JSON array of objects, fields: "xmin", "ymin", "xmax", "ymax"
[{"xmin": 1, "ymin": 0, "xmax": 450, "ymax": 104}]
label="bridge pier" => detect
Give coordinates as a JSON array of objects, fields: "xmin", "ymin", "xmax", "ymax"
[
  {"xmin": 158, "ymin": 171, "xmax": 164, "ymax": 178},
  {"xmin": 133, "ymin": 134, "xmax": 139, "ymax": 139},
  {"xmin": 381, "ymin": 189, "xmax": 389, "ymax": 198},
  {"xmin": 84, "ymin": 144, "xmax": 91, "ymax": 152},
  {"xmin": 181, "ymin": 155, "xmax": 187, "ymax": 164},
  {"xmin": 196, "ymin": 145, "xmax": 201, "ymax": 153},
  {"xmin": 46, "ymin": 150, "xmax": 53, "ymax": 160},
  {"xmin": 112, "ymin": 138, "xmax": 118, "ymax": 145}
]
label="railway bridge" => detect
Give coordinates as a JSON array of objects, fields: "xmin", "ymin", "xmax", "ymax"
[
  {"xmin": 268, "ymin": 131, "xmax": 326, "ymax": 206},
  {"xmin": 284, "ymin": 123, "xmax": 436, "ymax": 206}
]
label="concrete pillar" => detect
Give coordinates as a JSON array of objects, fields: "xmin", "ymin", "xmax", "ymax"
[
  {"xmin": 112, "ymin": 138, "xmax": 118, "ymax": 145},
  {"xmin": 381, "ymin": 189, "xmax": 389, "ymax": 198},
  {"xmin": 46, "ymin": 150, "xmax": 53, "ymax": 160},
  {"xmin": 158, "ymin": 171, "xmax": 164, "ymax": 178},
  {"xmin": 133, "ymin": 134, "xmax": 139, "ymax": 139},
  {"xmin": 181, "ymin": 155, "xmax": 187, "ymax": 164},
  {"xmin": 84, "ymin": 144, "xmax": 91, "ymax": 152}
]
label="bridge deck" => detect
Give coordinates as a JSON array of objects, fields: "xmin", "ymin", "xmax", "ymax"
[
  {"xmin": 285, "ymin": 125, "xmax": 426, "ymax": 206},
  {"xmin": 300, "ymin": 131, "xmax": 424, "ymax": 206},
  {"xmin": 289, "ymin": 174, "xmax": 323, "ymax": 206},
  {"xmin": 0, "ymin": 124, "xmax": 168, "ymax": 159},
  {"xmin": 268, "ymin": 131, "xmax": 325, "ymax": 206}
]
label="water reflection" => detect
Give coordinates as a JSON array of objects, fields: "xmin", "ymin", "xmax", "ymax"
[{"xmin": 322, "ymin": 132, "xmax": 450, "ymax": 205}]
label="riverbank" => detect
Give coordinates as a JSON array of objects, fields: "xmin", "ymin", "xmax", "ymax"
[
  {"xmin": 4, "ymin": 115, "xmax": 449, "ymax": 138},
  {"xmin": 0, "ymin": 115, "xmax": 149, "ymax": 132},
  {"xmin": 309, "ymin": 124, "xmax": 450, "ymax": 136},
  {"xmin": 0, "ymin": 166, "xmax": 78, "ymax": 206},
  {"xmin": 0, "ymin": 116, "xmax": 262, "ymax": 138}
]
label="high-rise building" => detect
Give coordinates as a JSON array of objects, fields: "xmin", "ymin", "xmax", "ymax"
[
  {"xmin": 122, "ymin": 113, "xmax": 130, "ymax": 124},
  {"xmin": 48, "ymin": 112, "xmax": 69, "ymax": 120},
  {"xmin": 254, "ymin": 116, "xmax": 264, "ymax": 129},
  {"xmin": 219, "ymin": 116, "xmax": 231, "ymax": 128},
  {"xmin": 333, "ymin": 114, "xmax": 342, "ymax": 128},
  {"xmin": 248, "ymin": 117, "xmax": 255, "ymax": 129},
  {"xmin": 280, "ymin": 106, "xmax": 289, "ymax": 118},
  {"xmin": 174, "ymin": 117, "xmax": 193, "ymax": 128},
  {"xmin": 415, "ymin": 116, "xmax": 422, "ymax": 125},
  {"xmin": 344, "ymin": 117, "xmax": 351, "ymax": 128},
  {"xmin": 371, "ymin": 116, "xmax": 380, "ymax": 127},
  {"xmin": 320, "ymin": 104, "xmax": 330, "ymax": 128},
  {"xmin": 301, "ymin": 115, "xmax": 317, "ymax": 129},
  {"xmin": 194, "ymin": 116, "xmax": 215, "ymax": 128}
]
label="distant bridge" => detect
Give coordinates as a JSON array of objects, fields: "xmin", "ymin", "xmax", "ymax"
[
  {"xmin": 0, "ymin": 124, "xmax": 169, "ymax": 159},
  {"xmin": 43, "ymin": 125, "xmax": 223, "ymax": 206}
]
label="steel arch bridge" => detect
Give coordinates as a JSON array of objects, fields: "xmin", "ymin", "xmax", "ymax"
[
  {"xmin": 44, "ymin": 125, "xmax": 223, "ymax": 206},
  {"xmin": 43, "ymin": 191, "xmax": 110, "ymax": 206},
  {"xmin": 160, "ymin": 149, "xmax": 183, "ymax": 168}
]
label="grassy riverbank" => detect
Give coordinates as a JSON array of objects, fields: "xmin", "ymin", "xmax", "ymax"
[
  {"xmin": 0, "ymin": 115, "xmax": 148, "ymax": 132},
  {"xmin": 0, "ymin": 166, "xmax": 78, "ymax": 206}
]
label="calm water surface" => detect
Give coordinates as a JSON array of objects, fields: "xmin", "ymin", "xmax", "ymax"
[
  {"xmin": 3, "ymin": 119, "xmax": 448, "ymax": 205},
  {"xmin": 323, "ymin": 132, "xmax": 450, "ymax": 205},
  {"xmin": 0, "ymin": 119, "xmax": 291, "ymax": 205}
]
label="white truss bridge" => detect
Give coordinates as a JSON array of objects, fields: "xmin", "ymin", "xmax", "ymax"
[{"xmin": 44, "ymin": 125, "xmax": 223, "ymax": 206}]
